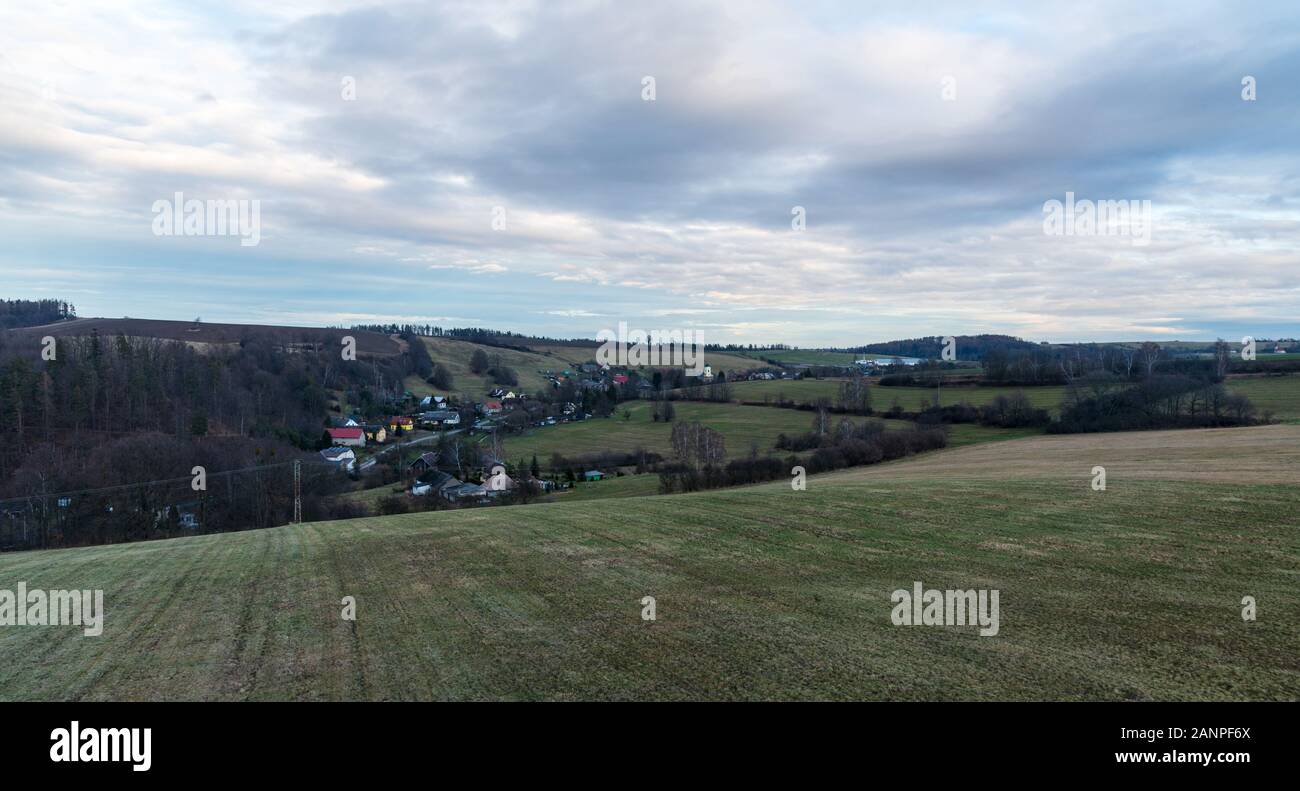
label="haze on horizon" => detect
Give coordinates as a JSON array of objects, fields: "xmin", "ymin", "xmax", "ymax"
[{"xmin": 1, "ymin": 1, "xmax": 1298, "ymax": 346}]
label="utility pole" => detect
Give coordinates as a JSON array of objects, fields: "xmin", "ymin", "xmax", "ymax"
[{"xmin": 293, "ymin": 459, "xmax": 302, "ymax": 524}]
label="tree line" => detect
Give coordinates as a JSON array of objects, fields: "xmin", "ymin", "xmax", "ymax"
[{"xmin": 0, "ymin": 299, "xmax": 75, "ymax": 329}]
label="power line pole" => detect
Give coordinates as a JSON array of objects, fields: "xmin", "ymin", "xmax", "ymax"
[{"xmin": 293, "ymin": 459, "xmax": 302, "ymax": 524}]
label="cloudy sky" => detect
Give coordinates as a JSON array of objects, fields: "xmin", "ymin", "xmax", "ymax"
[{"xmin": 1, "ymin": 0, "xmax": 1298, "ymax": 345}]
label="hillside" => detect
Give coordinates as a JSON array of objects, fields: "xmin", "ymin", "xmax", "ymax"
[
  {"xmin": 410, "ymin": 336, "xmax": 775, "ymax": 400},
  {"xmin": 9, "ymin": 317, "xmax": 402, "ymax": 356},
  {"xmin": 724, "ymin": 374, "xmax": 1300, "ymax": 421},
  {"xmin": 2, "ymin": 425, "xmax": 1297, "ymax": 701},
  {"xmin": 498, "ymin": 400, "xmax": 911, "ymax": 469}
]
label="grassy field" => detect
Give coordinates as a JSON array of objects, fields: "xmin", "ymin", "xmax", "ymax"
[
  {"xmin": 554, "ymin": 473, "xmax": 663, "ymax": 501},
  {"xmin": 727, "ymin": 379, "xmax": 1072, "ymax": 414},
  {"xmin": 497, "ymin": 400, "xmax": 911, "ymax": 467},
  {"xmin": 411, "ymin": 338, "xmax": 765, "ymax": 401},
  {"xmin": 1225, "ymin": 375, "xmax": 1300, "ymax": 422},
  {"xmin": 2, "ymin": 424, "xmax": 1297, "ymax": 701},
  {"xmin": 415, "ymin": 336, "xmax": 561, "ymax": 399},
  {"xmin": 736, "ymin": 349, "xmax": 864, "ymax": 366},
  {"xmin": 943, "ymin": 423, "xmax": 1045, "ymax": 447},
  {"xmin": 839, "ymin": 424, "xmax": 1300, "ymax": 483},
  {"xmin": 732, "ymin": 375, "xmax": 1300, "ymax": 420},
  {"xmin": 529, "ymin": 342, "xmax": 760, "ymax": 375}
]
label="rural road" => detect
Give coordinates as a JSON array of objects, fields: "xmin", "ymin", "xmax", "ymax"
[{"xmin": 358, "ymin": 429, "xmax": 464, "ymax": 470}]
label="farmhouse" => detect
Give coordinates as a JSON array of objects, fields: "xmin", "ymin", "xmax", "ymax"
[
  {"xmin": 388, "ymin": 416, "xmax": 415, "ymax": 433},
  {"xmin": 326, "ymin": 427, "xmax": 366, "ymax": 447},
  {"xmin": 362, "ymin": 423, "xmax": 387, "ymax": 443},
  {"xmin": 482, "ymin": 400, "xmax": 503, "ymax": 415}
]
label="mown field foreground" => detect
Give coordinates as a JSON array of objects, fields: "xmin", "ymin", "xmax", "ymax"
[{"xmin": 1, "ymin": 427, "xmax": 1297, "ymax": 701}]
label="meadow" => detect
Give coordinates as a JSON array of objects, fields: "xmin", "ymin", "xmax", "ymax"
[
  {"xmin": 2, "ymin": 425, "xmax": 1296, "ymax": 701},
  {"xmin": 727, "ymin": 379, "xmax": 1071, "ymax": 414},
  {"xmin": 1224, "ymin": 375, "xmax": 1300, "ymax": 422},
  {"xmin": 497, "ymin": 400, "xmax": 912, "ymax": 468}
]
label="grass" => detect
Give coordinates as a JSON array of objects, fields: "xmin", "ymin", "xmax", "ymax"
[
  {"xmin": 726, "ymin": 378, "xmax": 849, "ymax": 403},
  {"xmin": 737, "ymin": 349, "xmax": 864, "ymax": 366},
  {"xmin": 943, "ymin": 423, "xmax": 1045, "ymax": 447},
  {"xmin": 2, "ymin": 424, "xmax": 1297, "ymax": 701},
  {"xmin": 554, "ymin": 473, "xmax": 663, "ymax": 501},
  {"xmin": 1225, "ymin": 375, "xmax": 1300, "ymax": 422},
  {"xmin": 411, "ymin": 338, "xmax": 766, "ymax": 401},
  {"xmin": 727, "ymin": 379, "xmax": 1071, "ymax": 414},
  {"xmin": 417, "ymin": 336, "xmax": 560, "ymax": 399},
  {"xmin": 498, "ymin": 401, "xmax": 910, "ymax": 467}
]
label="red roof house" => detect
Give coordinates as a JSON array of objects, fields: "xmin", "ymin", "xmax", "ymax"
[{"xmin": 326, "ymin": 427, "xmax": 366, "ymax": 446}]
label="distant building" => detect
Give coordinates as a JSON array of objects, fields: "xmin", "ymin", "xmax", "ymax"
[
  {"xmin": 326, "ymin": 427, "xmax": 366, "ymax": 447},
  {"xmin": 320, "ymin": 447, "xmax": 357, "ymax": 471},
  {"xmin": 583, "ymin": 470, "xmax": 604, "ymax": 481},
  {"xmin": 408, "ymin": 452, "xmax": 440, "ymax": 476},
  {"xmin": 445, "ymin": 482, "xmax": 488, "ymax": 502},
  {"xmin": 412, "ymin": 471, "xmax": 460, "ymax": 498}
]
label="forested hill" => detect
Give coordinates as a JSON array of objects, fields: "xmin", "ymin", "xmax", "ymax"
[
  {"xmin": 0, "ymin": 325, "xmax": 428, "ymax": 499},
  {"xmin": 848, "ymin": 335, "xmax": 1043, "ymax": 360},
  {"xmin": 0, "ymin": 299, "xmax": 76, "ymax": 329}
]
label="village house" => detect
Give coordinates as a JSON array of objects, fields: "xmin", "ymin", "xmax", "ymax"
[
  {"xmin": 481, "ymin": 400, "xmax": 503, "ymax": 415},
  {"xmin": 419, "ymin": 409, "xmax": 461, "ymax": 428},
  {"xmin": 445, "ymin": 481, "xmax": 489, "ymax": 502},
  {"xmin": 408, "ymin": 451, "xmax": 439, "ymax": 476},
  {"xmin": 412, "ymin": 470, "xmax": 462, "ymax": 498},
  {"xmin": 483, "ymin": 472, "xmax": 517, "ymax": 498},
  {"xmin": 362, "ymin": 423, "xmax": 387, "ymax": 443},
  {"xmin": 326, "ymin": 427, "xmax": 366, "ymax": 447},
  {"xmin": 319, "ymin": 446, "xmax": 357, "ymax": 471},
  {"xmin": 388, "ymin": 415, "xmax": 415, "ymax": 433}
]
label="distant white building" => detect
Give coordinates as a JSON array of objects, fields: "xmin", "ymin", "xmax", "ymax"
[{"xmin": 319, "ymin": 447, "xmax": 357, "ymax": 471}]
